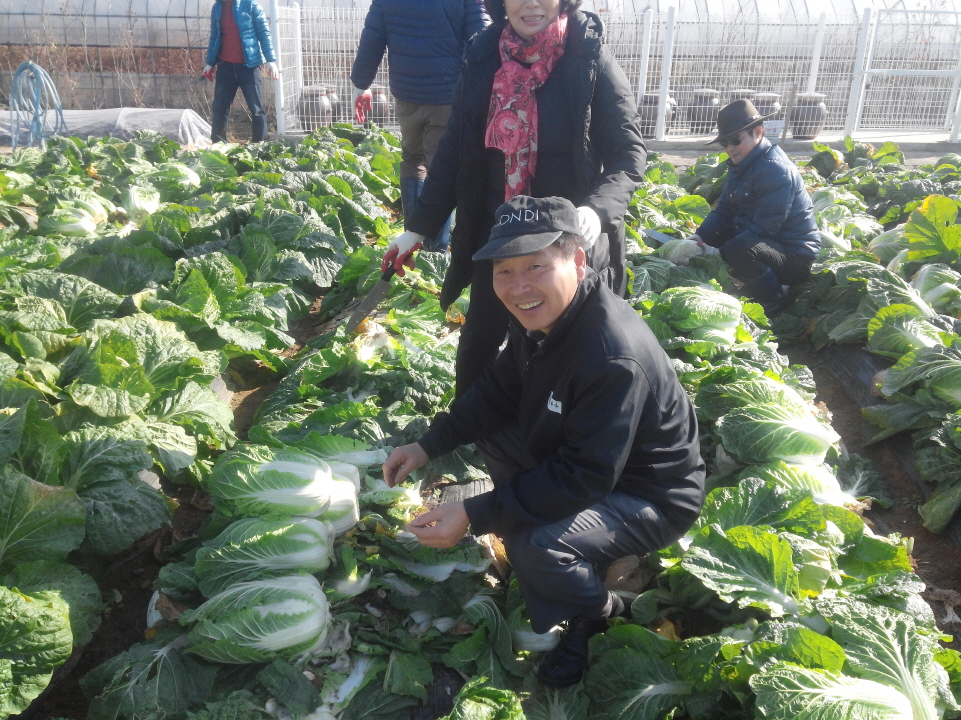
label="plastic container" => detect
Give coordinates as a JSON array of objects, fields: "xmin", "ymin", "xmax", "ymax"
[
  {"xmin": 298, "ymin": 86, "xmax": 332, "ymax": 131},
  {"xmin": 687, "ymin": 88, "xmax": 720, "ymax": 134},
  {"xmin": 790, "ymin": 92, "xmax": 828, "ymax": 140},
  {"xmin": 637, "ymin": 92, "xmax": 676, "ymax": 138}
]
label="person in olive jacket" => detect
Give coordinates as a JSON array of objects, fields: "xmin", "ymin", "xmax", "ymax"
[
  {"xmin": 689, "ymin": 99, "xmax": 821, "ymax": 314},
  {"xmin": 382, "ymin": 196, "xmax": 705, "ymax": 688},
  {"xmin": 381, "ymin": 0, "xmax": 647, "ymax": 396}
]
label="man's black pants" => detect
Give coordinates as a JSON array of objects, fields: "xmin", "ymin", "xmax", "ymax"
[
  {"xmin": 477, "ymin": 426, "xmax": 686, "ymax": 634},
  {"xmin": 718, "ymin": 235, "xmax": 816, "ymax": 283},
  {"xmin": 211, "ymin": 61, "xmax": 268, "ymax": 143}
]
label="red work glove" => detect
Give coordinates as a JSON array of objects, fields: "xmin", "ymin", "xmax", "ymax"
[
  {"xmin": 202, "ymin": 64, "xmax": 215, "ymax": 82},
  {"xmin": 353, "ymin": 88, "xmax": 373, "ymax": 124},
  {"xmin": 381, "ymin": 231, "xmax": 425, "ymax": 276}
]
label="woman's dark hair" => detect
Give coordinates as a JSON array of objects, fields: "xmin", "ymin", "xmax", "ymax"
[{"xmin": 483, "ymin": 0, "xmax": 583, "ymax": 24}]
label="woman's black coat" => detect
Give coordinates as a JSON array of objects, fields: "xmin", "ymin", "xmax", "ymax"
[{"xmin": 406, "ymin": 10, "xmax": 647, "ymax": 308}]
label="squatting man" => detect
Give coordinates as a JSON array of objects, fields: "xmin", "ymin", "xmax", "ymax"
[
  {"xmin": 382, "ymin": 195, "xmax": 705, "ymax": 688},
  {"xmin": 684, "ymin": 99, "xmax": 820, "ymax": 315}
]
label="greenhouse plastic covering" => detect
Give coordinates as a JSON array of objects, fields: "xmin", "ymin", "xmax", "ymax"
[{"xmin": 0, "ymin": 108, "xmax": 210, "ymax": 147}]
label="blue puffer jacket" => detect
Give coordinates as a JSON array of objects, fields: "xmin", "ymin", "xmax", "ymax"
[
  {"xmin": 351, "ymin": 0, "xmax": 490, "ymax": 106},
  {"xmin": 696, "ymin": 138, "xmax": 820, "ymax": 258},
  {"xmin": 206, "ymin": 0, "xmax": 277, "ymax": 69}
]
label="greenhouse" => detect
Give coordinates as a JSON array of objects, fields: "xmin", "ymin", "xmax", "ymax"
[
  {"xmin": 3, "ymin": 0, "xmax": 961, "ymax": 718},
  {"xmin": 2, "ymin": 0, "xmax": 961, "ymax": 139}
]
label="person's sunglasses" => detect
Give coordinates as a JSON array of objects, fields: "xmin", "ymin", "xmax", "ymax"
[{"xmin": 719, "ymin": 131, "xmax": 748, "ymax": 149}]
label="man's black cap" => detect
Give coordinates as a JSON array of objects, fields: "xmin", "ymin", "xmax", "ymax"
[{"xmin": 473, "ymin": 195, "xmax": 581, "ymax": 261}]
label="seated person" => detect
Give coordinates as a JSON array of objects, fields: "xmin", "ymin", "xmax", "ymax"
[
  {"xmin": 383, "ymin": 195, "xmax": 705, "ymax": 688},
  {"xmin": 689, "ymin": 99, "xmax": 821, "ymax": 314}
]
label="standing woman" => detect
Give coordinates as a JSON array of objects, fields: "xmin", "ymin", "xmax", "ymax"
[{"xmin": 382, "ymin": 0, "xmax": 647, "ymax": 395}]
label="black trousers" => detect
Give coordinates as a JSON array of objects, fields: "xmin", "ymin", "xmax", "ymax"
[
  {"xmin": 210, "ymin": 61, "xmax": 268, "ymax": 143},
  {"xmin": 476, "ymin": 426, "xmax": 684, "ymax": 633},
  {"xmin": 719, "ymin": 234, "xmax": 815, "ymax": 283}
]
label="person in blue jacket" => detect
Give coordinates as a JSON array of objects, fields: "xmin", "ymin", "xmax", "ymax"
[
  {"xmin": 689, "ymin": 99, "xmax": 821, "ymax": 314},
  {"xmin": 203, "ymin": 0, "xmax": 279, "ymax": 143},
  {"xmin": 350, "ymin": 0, "xmax": 490, "ymax": 251}
]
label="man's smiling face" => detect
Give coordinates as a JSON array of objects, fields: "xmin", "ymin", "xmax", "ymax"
[{"xmin": 492, "ymin": 242, "xmax": 586, "ymax": 334}]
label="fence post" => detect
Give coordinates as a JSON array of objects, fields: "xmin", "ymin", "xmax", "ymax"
[
  {"xmin": 806, "ymin": 12, "xmax": 826, "ymax": 94},
  {"xmin": 293, "ymin": 3, "xmax": 304, "ymax": 92},
  {"xmin": 269, "ymin": 0, "xmax": 286, "ymax": 135},
  {"xmin": 951, "ymin": 71, "xmax": 961, "ymax": 142},
  {"xmin": 655, "ymin": 5, "xmax": 676, "ymax": 142},
  {"xmin": 843, "ymin": 7, "xmax": 873, "ymax": 137},
  {"xmin": 946, "ymin": 53, "xmax": 961, "ymax": 131},
  {"xmin": 636, "ymin": 9, "xmax": 654, "ymax": 101}
]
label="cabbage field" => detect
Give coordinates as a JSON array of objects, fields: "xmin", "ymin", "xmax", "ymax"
[{"xmin": 1, "ymin": 128, "xmax": 961, "ymax": 720}]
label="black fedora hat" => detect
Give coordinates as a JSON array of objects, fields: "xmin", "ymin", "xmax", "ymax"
[{"xmin": 706, "ymin": 98, "xmax": 776, "ymax": 145}]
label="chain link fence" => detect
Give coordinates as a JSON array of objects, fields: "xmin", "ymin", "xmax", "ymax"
[{"xmin": 3, "ymin": 1, "xmax": 960, "ymax": 142}]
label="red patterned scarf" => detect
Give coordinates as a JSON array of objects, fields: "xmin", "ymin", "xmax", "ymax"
[{"xmin": 485, "ymin": 14, "xmax": 568, "ymax": 201}]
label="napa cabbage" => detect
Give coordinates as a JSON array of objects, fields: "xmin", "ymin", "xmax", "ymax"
[
  {"xmin": 194, "ymin": 517, "xmax": 333, "ymax": 597},
  {"xmin": 206, "ymin": 444, "xmax": 362, "ymax": 519},
  {"xmin": 652, "ymin": 285, "xmax": 743, "ymax": 332},
  {"xmin": 123, "ymin": 185, "xmax": 162, "ymax": 226},
  {"xmin": 717, "ymin": 404, "xmax": 840, "ymax": 466},
  {"xmin": 910, "ymin": 264, "xmax": 961, "ymax": 315},
  {"xmin": 37, "ymin": 207, "xmax": 97, "ymax": 237},
  {"xmin": 318, "ymin": 478, "xmax": 359, "ymax": 536},
  {"xmin": 181, "ymin": 575, "xmax": 330, "ymax": 664}
]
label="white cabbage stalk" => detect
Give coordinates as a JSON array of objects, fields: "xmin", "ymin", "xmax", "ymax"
[
  {"xmin": 398, "ymin": 555, "xmax": 491, "ymax": 582},
  {"xmin": 182, "ymin": 575, "xmax": 330, "ymax": 664},
  {"xmin": 323, "ymin": 654, "xmax": 377, "ymax": 707},
  {"xmin": 318, "ymin": 478, "xmax": 359, "ymax": 536},
  {"xmin": 38, "ymin": 207, "xmax": 97, "ymax": 237},
  {"xmin": 194, "ymin": 517, "xmax": 333, "ymax": 597},
  {"xmin": 332, "ymin": 570, "xmax": 372, "ymax": 600},
  {"xmin": 123, "ymin": 185, "xmax": 161, "ymax": 226},
  {"xmin": 328, "ymin": 460, "xmax": 361, "ymax": 492}
]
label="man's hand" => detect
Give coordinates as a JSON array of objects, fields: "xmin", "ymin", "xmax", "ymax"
[
  {"xmin": 264, "ymin": 61, "xmax": 279, "ymax": 80},
  {"xmin": 381, "ymin": 230, "xmax": 424, "ymax": 276},
  {"xmin": 202, "ymin": 64, "xmax": 215, "ymax": 81},
  {"xmin": 353, "ymin": 87, "xmax": 373, "ymax": 124},
  {"xmin": 576, "ymin": 206, "xmax": 601, "ymax": 249},
  {"xmin": 407, "ymin": 503, "xmax": 470, "ymax": 548},
  {"xmin": 382, "ymin": 442, "xmax": 429, "ymax": 487}
]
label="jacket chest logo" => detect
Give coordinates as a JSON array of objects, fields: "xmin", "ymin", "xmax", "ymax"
[{"xmin": 547, "ymin": 392, "xmax": 562, "ymax": 414}]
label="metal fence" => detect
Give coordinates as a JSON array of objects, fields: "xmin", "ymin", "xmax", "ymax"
[{"xmin": 3, "ymin": 1, "xmax": 961, "ymax": 142}]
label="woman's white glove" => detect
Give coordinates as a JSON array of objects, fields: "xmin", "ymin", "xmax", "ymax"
[
  {"xmin": 381, "ymin": 230, "xmax": 425, "ymax": 276},
  {"xmin": 686, "ymin": 234, "xmax": 719, "ymax": 256},
  {"xmin": 264, "ymin": 61, "xmax": 279, "ymax": 80},
  {"xmin": 576, "ymin": 206, "xmax": 601, "ymax": 249}
]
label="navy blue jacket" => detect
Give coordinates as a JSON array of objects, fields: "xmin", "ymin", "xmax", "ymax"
[
  {"xmin": 350, "ymin": 0, "xmax": 490, "ymax": 105},
  {"xmin": 697, "ymin": 138, "xmax": 820, "ymax": 258},
  {"xmin": 418, "ymin": 270, "xmax": 705, "ymax": 536},
  {"xmin": 206, "ymin": 0, "xmax": 276, "ymax": 68}
]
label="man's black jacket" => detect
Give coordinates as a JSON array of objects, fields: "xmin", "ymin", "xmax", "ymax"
[
  {"xmin": 405, "ymin": 11, "xmax": 647, "ymax": 307},
  {"xmin": 696, "ymin": 137, "xmax": 820, "ymax": 257},
  {"xmin": 417, "ymin": 270, "xmax": 705, "ymax": 537}
]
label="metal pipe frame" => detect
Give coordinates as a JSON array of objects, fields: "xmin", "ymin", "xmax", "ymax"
[{"xmin": 654, "ymin": 5, "xmax": 676, "ymax": 142}]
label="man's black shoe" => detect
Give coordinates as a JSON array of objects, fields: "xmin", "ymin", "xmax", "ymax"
[{"xmin": 536, "ymin": 594, "xmax": 625, "ymax": 688}]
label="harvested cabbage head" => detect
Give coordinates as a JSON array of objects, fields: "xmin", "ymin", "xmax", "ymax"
[
  {"xmin": 181, "ymin": 575, "xmax": 330, "ymax": 664},
  {"xmin": 194, "ymin": 517, "xmax": 333, "ymax": 597},
  {"xmin": 206, "ymin": 445, "xmax": 346, "ymax": 518},
  {"xmin": 318, "ymin": 478, "xmax": 359, "ymax": 536}
]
